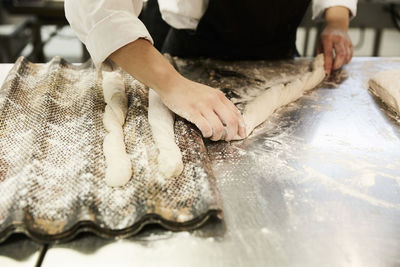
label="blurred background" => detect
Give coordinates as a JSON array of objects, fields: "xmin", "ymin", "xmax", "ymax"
[{"xmin": 0, "ymin": 0, "xmax": 399, "ymax": 64}]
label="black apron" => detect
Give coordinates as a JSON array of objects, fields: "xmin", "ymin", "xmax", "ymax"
[{"xmin": 161, "ymin": 0, "xmax": 311, "ymax": 60}]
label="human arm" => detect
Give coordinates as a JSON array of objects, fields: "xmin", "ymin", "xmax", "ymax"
[
  {"xmin": 312, "ymin": 0, "xmax": 357, "ymax": 75},
  {"xmin": 64, "ymin": 0, "xmax": 245, "ymax": 141},
  {"xmin": 109, "ymin": 39, "xmax": 246, "ymax": 141}
]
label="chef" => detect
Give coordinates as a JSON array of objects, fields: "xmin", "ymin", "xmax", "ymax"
[{"xmin": 65, "ymin": 0, "xmax": 356, "ymax": 141}]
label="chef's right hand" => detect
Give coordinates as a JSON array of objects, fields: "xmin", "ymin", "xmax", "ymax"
[
  {"xmin": 158, "ymin": 76, "xmax": 246, "ymax": 141},
  {"xmin": 109, "ymin": 38, "xmax": 245, "ymax": 141}
]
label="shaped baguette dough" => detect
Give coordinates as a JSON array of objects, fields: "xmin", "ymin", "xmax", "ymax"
[
  {"xmin": 368, "ymin": 69, "xmax": 400, "ymax": 115},
  {"xmin": 103, "ymin": 105, "xmax": 121, "ymax": 133},
  {"xmin": 108, "ymin": 93, "xmax": 128, "ymax": 125},
  {"xmin": 103, "ymin": 72, "xmax": 125, "ymax": 103},
  {"xmin": 234, "ymin": 54, "xmax": 325, "ymax": 140},
  {"xmin": 102, "ymin": 72, "xmax": 132, "ymax": 187},
  {"xmin": 103, "ymin": 130, "xmax": 132, "ymax": 187},
  {"xmin": 148, "ymin": 89, "xmax": 183, "ymax": 179}
]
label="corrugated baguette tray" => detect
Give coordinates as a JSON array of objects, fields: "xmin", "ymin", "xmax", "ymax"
[{"xmin": 0, "ymin": 57, "xmax": 222, "ymax": 243}]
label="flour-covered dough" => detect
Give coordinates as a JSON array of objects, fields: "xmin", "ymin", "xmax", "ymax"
[
  {"xmin": 234, "ymin": 54, "xmax": 325, "ymax": 140},
  {"xmin": 102, "ymin": 72, "xmax": 132, "ymax": 187},
  {"xmin": 369, "ymin": 69, "xmax": 400, "ymax": 115},
  {"xmin": 103, "ymin": 130, "xmax": 132, "ymax": 186},
  {"xmin": 109, "ymin": 92, "xmax": 128, "ymax": 125},
  {"xmin": 103, "ymin": 105, "xmax": 121, "ymax": 136},
  {"xmin": 102, "ymin": 72, "xmax": 125, "ymax": 103},
  {"xmin": 148, "ymin": 89, "xmax": 183, "ymax": 179}
]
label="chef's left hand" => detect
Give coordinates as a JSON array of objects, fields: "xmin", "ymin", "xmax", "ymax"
[{"xmin": 317, "ymin": 6, "xmax": 353, "ymax": 75}]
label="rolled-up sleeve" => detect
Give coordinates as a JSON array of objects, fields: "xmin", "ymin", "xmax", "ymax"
[
  {"xmin": 312, "ymin": 0, "xmax": 358, "ymax": 20},
  {"xmin": 64, "ymin": 0, "xmax": 153, "ymax": 67}
]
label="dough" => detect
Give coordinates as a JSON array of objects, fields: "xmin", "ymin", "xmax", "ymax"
[
  {"xmin": 234, "ymin": 54, "xmax": 325, "ymax": 140},
  {"xmin": 148, "ymin": 89, "xmax": 183, "ymax": 179},
  {"xmin": 102, "ymin": 72, "xmax": 125, "ymax": 103},
  {"xmin": 103, "ymin": 105, "xmax": 122, "ymax": 133},
  {"xmin": 102, "ymin": 71, "xmax": 132, "ymax": 187},
  {"xmin": 303, "ymin": 54, "xmax": 326, "ymax": 91},
  {"xmin": 368, "ymin": 69, "xmax": 400, "ymax": 115},
  {"xmin": 109, "ymin": 92, "xmax": 128, "ymax": 125},
  {"xmin": 103, "ymin": 131, "xmax": 132, "ymax": 187}
]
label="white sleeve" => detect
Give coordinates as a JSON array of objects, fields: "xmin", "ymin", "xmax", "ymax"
[
  {"xmin": 312, "ymin": 0, "xmax": 358, "ymax": 20},
  {"xmin": 64, "ymin": 0, "xmax": 153, "ymax": 67},
  {"xmin": 158, "ymin": 0, "xmax": 209, "ymax": 30}
]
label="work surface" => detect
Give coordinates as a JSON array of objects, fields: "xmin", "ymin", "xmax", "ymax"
[{"xmin": 0, "ymin": 58, "xmax": 400, "ymax": 267}]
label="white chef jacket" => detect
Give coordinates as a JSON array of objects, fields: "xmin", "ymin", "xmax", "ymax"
[{"xmin": 64, "ymin": 0, "xmax": 357, "ymax": 67}]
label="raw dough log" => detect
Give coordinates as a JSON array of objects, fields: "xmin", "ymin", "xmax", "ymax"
[
  {"xmin": 102, "ymin": 72, "xmax": 125, "ymax": 103},
  {"xmin": 368, "ymin": 69, "xmax": 400, "ymax": 115},
  {"xmin": 103, "ymin": 130, "xmax": 132, "ymax": 186},
  {"xmin": 234, "ymin": 54, "xmax": 325, "ymax": 140},
  {"xmin": 109, "ymin": 93, "xmax": 128, "ymax": 125},
  {"xmin": 148, "ymin": 89, "xmax": 183, "ymax": 179},
  {"xmin": 102, "ymin": 72, "xmax": 132, "ymax": 187},
  {"xmin": 103, "ymin": 105, "xmax": 121, "ymax": 133},
  {"xmin": 303, "ymin": 54, "xmax": 326, "ymax": 90}
]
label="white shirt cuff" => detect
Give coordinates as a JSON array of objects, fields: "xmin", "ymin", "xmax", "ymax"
[
  {"xmin": 312, "ymin": 0, "xmax": 357, "ymax": 20},
  {"xmin": 85, "ymin": 11, "xmax": 154, "ymax": 67}
]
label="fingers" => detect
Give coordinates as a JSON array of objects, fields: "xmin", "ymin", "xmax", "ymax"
[
  {"xmin": 319, "ymin": 26, "xmax": 354, "ymax": 75},
  {"xmin": 200, "ymin": 92, "xmax": 245, "ymax": 141},
  {"xmin": 316, "ymin": 40, "xmax": 323, "ymax": 55},
  {"xmin": 332, "ymin": 38, "xmax": 353, "ymax": 69},
  {"xmin": 212, "ymin": 104, "xmax": 236, "ymax": 142},
  {"xmin": 238, "ymin": 118, "xmax": 246, "ymax": 139},
  {"xmin": 347, "ymin": 43, "xmax": 353, "ymax": 64},
  {"xmin": 201, "ymin": 109, "xmax": 226, "ymax": 141},
  {"xmin": 162, "ymin": 79, "xmax": 245, "ymax": 141},
  {"xmin": 321, "ymin": 37, "xmax": 333, "ymax": 75},
  {"xmin": 190, "ymin": 112, "xmax": 212, "ymax": 138},
  {"xmin": 218, "ymin": 92, "xmax": 246, "ymax": 139},
  {"xmin": 199, "ymin": 90, "xmax": 245, "ymax": 141},
  {"xmin": 333, "ymin": 42, "xmax": 347, "ymax": 70}
]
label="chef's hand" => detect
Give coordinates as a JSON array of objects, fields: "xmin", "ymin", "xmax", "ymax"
[
  {"xmin": 110, "ymin": 38, "xmax": 246, "ymax": 141},
  {"xmin": 159, "ymin": 77, "xmax": 246, "ymax": 141},
  {"xmin": 317, "ymin": 6, "xmax": 353, "ymax": 75}
]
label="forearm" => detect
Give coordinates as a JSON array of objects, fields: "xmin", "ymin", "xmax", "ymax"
[
  {"xmin": 109, "ymin": 38, "xmax": 183, "ymax": 94},
  {"xmin": 109, "ymin": 38, "xmax": 245, "ymax": 141},
  {"xmin": 324, "ymin": 6, "xmax": 350, "ymax": 30}
]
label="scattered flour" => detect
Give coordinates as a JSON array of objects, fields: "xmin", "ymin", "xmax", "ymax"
[{"xmin": 302, "ymin": 165, "xmax": 400, "ymax": 210}]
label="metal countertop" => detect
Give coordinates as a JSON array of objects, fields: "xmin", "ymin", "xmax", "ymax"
[{"xmin": 0, "ymin": 58, "xmax": 399, "ymax": 267}]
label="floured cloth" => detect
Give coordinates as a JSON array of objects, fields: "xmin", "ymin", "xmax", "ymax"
[{"xmin": 0, "ymin": 57, "xmax": 221, "ymax": 243}]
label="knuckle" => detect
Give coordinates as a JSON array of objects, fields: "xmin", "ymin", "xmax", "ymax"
[
  {"xmin": 207, "ymin": 95, "xmax": 218, "ymax": 104},
  {"xmin": 192, "ymin": 102, "xmax": 201, "ymax": 110},
  {"xmin": 201, "ymin": 125, "xmax": 212, "ymax": 137},
  {"xmin": 216, "ymin": 90, "xmax": 225, "ymax": 97},
  {"xmin": 226, "ymin": 116, "xmax": 237, "ymax": 126},
  {"xmin": 211, "ymin": 135, "xmax": 220, "ymax": 141},
  {"xmin": 215, "ymin": 124, "xmax": 224, "ymax": 135},
  {"xmin": 186, "ymin": 111, "xmax": 197, "ymax": 124}
]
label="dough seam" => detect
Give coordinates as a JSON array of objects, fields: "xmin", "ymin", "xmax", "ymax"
[
  {"xmin": 102, "ymin": 72, "xmax": 132, "ymax": 187},
  {"xmin": 148, "ymin": 89, "xmax": 183, "ymax": 180},
  {"xmin": 233, "ymin": 54, "xmax": 326, "ymax": 140}
]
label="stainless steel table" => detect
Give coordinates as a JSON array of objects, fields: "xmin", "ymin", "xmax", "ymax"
[{"xmin": 0, "ymin": 58, "xmax": 399, "ymax": 267}]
